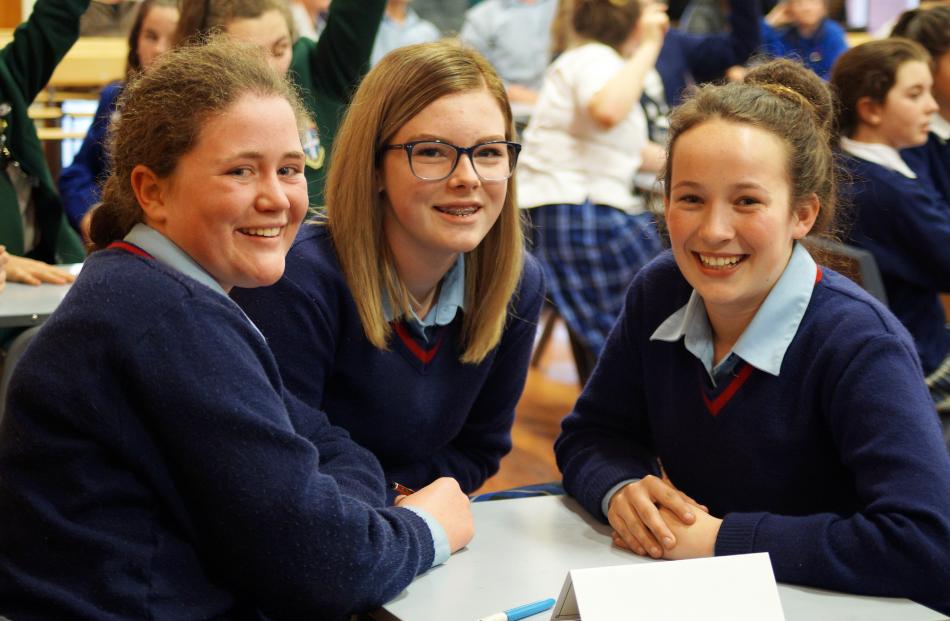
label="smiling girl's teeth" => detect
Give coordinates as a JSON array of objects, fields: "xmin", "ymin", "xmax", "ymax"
[
  {"xmin": 699, "ymin": 254, "xmax": 741, "ymax": 268},
  {"xmin": 436, "ymin": 206, "xmax": 477, "ymax": 216},
  {"xmin": 241, "ymin": 227, "xmax": 281, "ymax": 237}
]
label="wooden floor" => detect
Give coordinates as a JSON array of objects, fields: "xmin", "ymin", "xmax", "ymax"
[{"xmin": 475, "ymin": 315, "xmax": 581, "ymax": 493}]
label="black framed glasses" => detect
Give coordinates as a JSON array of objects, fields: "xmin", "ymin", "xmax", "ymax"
[{"xmin": 384, "ymin": 140, "xmax": 521, "ymax": 182}]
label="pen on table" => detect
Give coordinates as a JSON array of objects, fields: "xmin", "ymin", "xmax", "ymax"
[
  {"xmin": 391, "ymin": 482, "xmax": 416, "ymax": 496},
  {"xmin": 477, "ymin": 597, "xmax": 556, "ymax": 621}
]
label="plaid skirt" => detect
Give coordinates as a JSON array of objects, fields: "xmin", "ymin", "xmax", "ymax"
[{"xmin": 526, "ymin": 200, "xmax": 664, "ymax": 356}]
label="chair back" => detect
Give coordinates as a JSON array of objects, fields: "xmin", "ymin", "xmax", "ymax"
[
  {"xmin": 0, "ymin": 326, "xmax": 41, "ymax": 425},
  {"xmin": 802, "ymin": 237, "xmax": 889, "ymax": 307}
]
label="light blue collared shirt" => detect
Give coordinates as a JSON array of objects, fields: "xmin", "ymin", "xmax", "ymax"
[
  {"xmin": 459, "ymin": 0, "xmax": 558, "ymax": 90},
  {"xmin": 650, "ymin": 241, "xmax": 818, "ymax": 385},
  {"xmin": 123, "ymin": 223, "xmax": 264, "ymax": 340},
  {"xmin": 601, "ymin": 243, "xmax": 818, "ymax": 517},
  {"xmin": 370, "ymin": 8, "xmax": 441, "ymax": 66},
  {"xmin": 382, "ymin": 253, "xmax": 466, "ymax": 342}
]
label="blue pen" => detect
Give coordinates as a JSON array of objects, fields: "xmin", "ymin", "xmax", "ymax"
[{"xmin": 477, "ymin": 597, "xmax": 556, "ymax": 621}]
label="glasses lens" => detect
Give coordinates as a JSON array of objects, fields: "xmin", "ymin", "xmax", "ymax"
[
  {"xmin": 408, "ymin": 142, "xmax": 457, "ymax": 180},
  {"xmin": 472, "ymin": 143, "xmax": 516, "ymax": 181}
]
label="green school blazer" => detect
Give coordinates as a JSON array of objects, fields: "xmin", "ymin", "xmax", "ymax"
[
  {"xmin": 289, "ymin": 0, "xmax": 385, "ymax": 208},
  {"xmin": 0, "ymin": 0, "xmax": 87, "ymax": 264}
]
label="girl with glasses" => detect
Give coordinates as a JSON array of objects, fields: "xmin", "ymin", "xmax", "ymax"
[{"xmin": 233, "ymin": 41, "xmax": 544, "ymax": 499}]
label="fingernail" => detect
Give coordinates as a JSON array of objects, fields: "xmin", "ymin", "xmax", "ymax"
[
  {"xmin": 663, "ymin": 536, "xmax": 674, "ymax": 547},
  {"xmin": 651, "ymin": 547, "xmax": 661, "ymax": 557},
  {"xmin": 684, "ymin": 511, "xmax": 695, "ymax": 520}
]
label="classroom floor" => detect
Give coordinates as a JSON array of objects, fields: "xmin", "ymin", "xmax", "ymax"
[{"xmin": 474, "ymin": 314, "xmax": 581, "ymax": 493}]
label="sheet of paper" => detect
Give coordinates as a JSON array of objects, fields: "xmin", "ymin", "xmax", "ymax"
[{"xmin": 552, "ymin": 552, "xmax": 785, "ymax": 621}]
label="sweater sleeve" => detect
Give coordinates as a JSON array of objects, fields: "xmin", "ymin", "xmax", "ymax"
[
  {"xmin": 715, "ymin": 333, "xmax": 950, "ymax": 613},
  {"xmin": 385, "ymin": 255, "xmax": 546, "ymax": 494},
  {"xmin": 305, "ymin": 0, "xmax": 384, "ymax": 103},
  {"xmin": 676, "ymin": 0, "xmax": 761, "ymax": 84},
  {"xmin": 58, "ymin": 83, "xmax": 121, "ymax": 228},
  {"xmin": 130, "ymin": 296, "xmax": 436, "ymax": 618},
  {"xmin": 1, "ymin": 0, "xmax": 90, "ymax": 103},
  {"xmin": 555, "ymin": 276, "xmax": 663, "ymax": 521}
]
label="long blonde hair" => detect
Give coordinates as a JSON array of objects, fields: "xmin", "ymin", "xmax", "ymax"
[{"xmin": 325, "ymin": 41, "xmax": 525, "ymax": 364}]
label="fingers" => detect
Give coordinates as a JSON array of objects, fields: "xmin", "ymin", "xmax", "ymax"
[{"xmin": 5, "ymin": 255, "xmax": 76, "ymax": 286}]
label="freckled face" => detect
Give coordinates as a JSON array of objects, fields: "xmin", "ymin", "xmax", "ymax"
[
  {"xmin": 147, "ymin": 94, "xmax": 308, "ymax": 291},
  {"xmin": 664, "ymin": 120, "xmax": 815, "ymax": 320},
  {"xmin": 379, "ymin": 88, "xmax": 510, "ymax": 270}
]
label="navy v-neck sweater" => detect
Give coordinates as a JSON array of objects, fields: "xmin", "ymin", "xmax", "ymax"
[
  {"xmin": 233, "ymin": 225, "xmax": 545, "ymax": 496},
  {"xmin": 556, "ymin": 251, "xmax": 950, "ymax": 613},
  {"xmin": 0, "ymin": 248, "xmax": 436, "ymax": 620}
]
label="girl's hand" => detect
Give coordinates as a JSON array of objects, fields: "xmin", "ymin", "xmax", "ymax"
[
  {"xmin": 0, "ymin": 245, "xmax": 8, "ymax": 292},
  {"xmin": 634, "ymin": 3, "xmax": 670, "ymax": 48},
  {"xmin": 607, "ymin": 474, "xmax": 705, "ymax": 558},
  {"xmin": 397, "ymin": 477, "xmax": 474, "ymax": 553},
  {"xmin": 766, "ymin": 1, "xmax": 792, "ymax": 28},
  {"xmin": 4, "ymin": 255, "xmax": 76, "ymax": 286}
]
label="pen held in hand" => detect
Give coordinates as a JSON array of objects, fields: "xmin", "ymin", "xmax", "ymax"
[
  {"xmin": 391, "ymin": 482, "xmax": 416, "ymax": 496},
  {"xmin": 477, "ymin": 597, "xmax": 556, "ymax": 621}
]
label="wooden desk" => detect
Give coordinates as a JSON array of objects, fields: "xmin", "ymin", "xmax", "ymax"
[
  {"xmin": 371, "ymin": 496, "xmax": 946, "ymax": 621},
  {"xmin": 0, "ymin": 33, "xmax": 126, "ymax": 90},
  {"xmin": 0, "ymin": 265, "xmax": 81, "ymax": 328}
]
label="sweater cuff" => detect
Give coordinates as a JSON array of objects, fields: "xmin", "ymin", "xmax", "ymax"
[
  {"xmin": 714, "ymin": 512, "xmax": 766, "ymax": 556},
  {"xmin": 402, "ymin": 506, "xmax": 450, "ymax": 567}
]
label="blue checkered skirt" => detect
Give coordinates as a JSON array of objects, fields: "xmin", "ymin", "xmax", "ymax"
[{"xmin": 526, "ymin": 200, "xmax": 664, "ymax": 355}]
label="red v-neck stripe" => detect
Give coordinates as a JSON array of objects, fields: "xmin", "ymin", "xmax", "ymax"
[
  {"xmin": 392, "ymin": 321, "xmax": 443, "ymax": 365},
  {"xmin": 108, "ymin": 241, "xmax": 153, "ymax": 260},
  {"xmin": 703, "ymin": 363, "xmax": 754, "ymax": 416},
  {"xmin": 815, "ymin": 266, "xmax": 823, "ymax": 284}
]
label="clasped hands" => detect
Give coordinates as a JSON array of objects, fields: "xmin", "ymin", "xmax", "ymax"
[{"xmin": 607, "ymin": 474, "xmax": 722, "ymax": 560}]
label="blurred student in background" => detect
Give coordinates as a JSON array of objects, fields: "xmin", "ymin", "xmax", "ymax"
[
  {"xmin": 891, "ymin": 5, "xmax": 950, "ymax": 203},
  {"xmin": 371, "ymin": 0, "xmax": 441, "ymax": 66},
  {"xmin": 175, "ymin": 0, "xmax": 385, "ymax": 205},
  {"xmin": 517, "ymin": 0, "xmax": 666, "ymax": 368},
  {"xmin": 759, "ymin": 0, "xmax": 847, "ymax": 79},
  {"xmin": 59, "ymin": 0, "xmax": 179, "ymax": 239},
  {"xmin": 833, "ymin": 39, "xmax": 950, "ymax": 434},
  {"xmin": 1, "ymin": 0, "xmax": 86, "ymax": 289}
]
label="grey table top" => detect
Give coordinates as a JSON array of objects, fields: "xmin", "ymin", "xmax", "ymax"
[{"xmin": 371, "ymin": 495, "xmax": 946, "ymax": 621}]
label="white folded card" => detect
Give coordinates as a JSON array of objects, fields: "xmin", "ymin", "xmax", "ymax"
[{"xmin": 551, "ymin": 552, "xmax": 786, "ymax": 621}]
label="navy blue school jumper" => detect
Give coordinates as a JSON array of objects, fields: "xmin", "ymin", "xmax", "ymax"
[
  {"xmin": 57, "ymin": 81, "xmax": 122, "ymax": 229},
  {"xmin": 903, "ymin": 129, "xmax": 950, "ymax": 205},
  {"xmin": 839, "ymin": 153, "xmax": 950, "ymax": 375},
  {"xmin": 0, "ymin": 243, "xmax": 439, "ymax": 620},
  {"xmin": 232, "ymin": 225, "xmax": 545, "ymax": 496},
  {"xmin": 655, "ymin": 0, "xmax": 760, "ymax": 107},
  {"xmin": 555, "ymin": 250, "xmax": 950, "ymax": 614}
]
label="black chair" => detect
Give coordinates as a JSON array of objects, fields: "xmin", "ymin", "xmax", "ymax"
[
  {"xmin": 803, "ymin": 237, "xmax": 889, "ymax": 307},
  {"xmin": 530, "ymin": 305, "xmax": 597, "ymax": 387},
  {"xmin": 0, "ymin": 326, "xmax": 40, "ymax": 425}
]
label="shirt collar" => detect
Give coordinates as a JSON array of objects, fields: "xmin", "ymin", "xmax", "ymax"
[
  {"xmin": 840, "ymin": 136, "xmax": 917, "ymax": 179},
  {"xmin": 651, "ymin": 242, "xmax": 817, "ymax": 381},
  {"xmin": 124, "ymin": 223, "xmax": 266, "ymax": 339},
  {"xmin": 382, "ymin": 253, "xmax": 466, "ymax": 339},
  {"xmin": 931, "ymin": 113, "xmax": 950, "ymax": 142}
]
